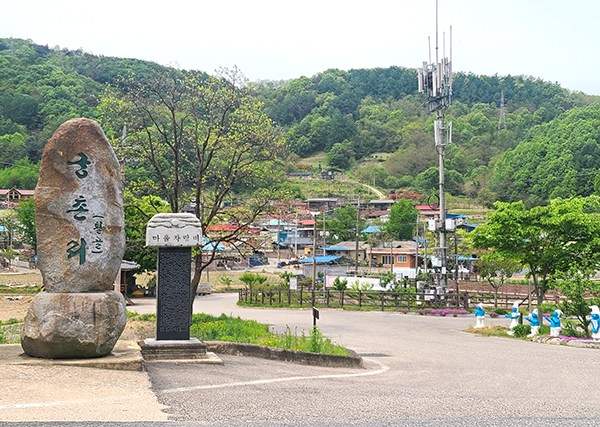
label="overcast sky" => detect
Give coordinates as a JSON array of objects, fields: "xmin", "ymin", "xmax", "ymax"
[{"xmin": 4, "ymin": 0, "xmax": 600, "ymax": 94}]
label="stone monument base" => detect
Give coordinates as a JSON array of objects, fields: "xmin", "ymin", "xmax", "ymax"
[
  {"xmin": 21, "ymin": 291, "xmax": 127, "ymax": 359},
  {"xmin": 139, "ymin": 338, "xmax": 208, "ymax": 361}
]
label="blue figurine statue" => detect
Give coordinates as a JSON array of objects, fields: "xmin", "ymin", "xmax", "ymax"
[
  {"xmin": 590, "ymin": 305, "xmax": 600, "ymax": 341},
  {"xmin": 474, "ymin": 304, "xmax": 485, "ymax": 328},
  {"xmin": 505, "ymin": 301, "xmax": 520, "ymax": 335},
  {"xmin": 525, "ymin": 308, "xmax": 540, "ymax": 337},
  {"xmin": 547, "ymin": 309, "xmax": 563, "ymax": 336}
]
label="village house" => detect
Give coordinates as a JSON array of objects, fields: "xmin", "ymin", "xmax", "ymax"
[
  {"xmin": 0, "ymin": 188, "xmax": 35, "ymax": 207},
  {"xmin": 368, "ymin": 246, "xmax": 421, "ymax": 279}
]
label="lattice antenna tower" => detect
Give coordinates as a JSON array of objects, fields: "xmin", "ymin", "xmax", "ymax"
[
  {"xmin": 498, "ymin": 90, "xmax": 507, "ymax": 130},
  {"xmin": 416, "ymin": 0, "xmax": 453, "ymax": 292},
  {"xmin": 9, "ymin": 37, "xmax": 14, "ymax": 56}
]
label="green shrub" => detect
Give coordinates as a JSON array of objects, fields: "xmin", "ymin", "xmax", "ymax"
[
  {"xmin": 539, "ymin": 302, "xmax": 558, "ymax": 315},
  {"xmin": 494, "ymin": 308, "xmax": 508, "ymax": 315},
  {"xmin": 239, "ymin": 272, "xmax": 268, "ymax": 290},
  {"xmin": 512, "ymin": 324, "xmax": 531, "ymax": 338},
  {"xmin": 332, "ymin": 277, "xmax": 348, "ymax": 291},
  {"xmin": 561, "ymin": 319, "xmax": 586, "ymax": 338}
]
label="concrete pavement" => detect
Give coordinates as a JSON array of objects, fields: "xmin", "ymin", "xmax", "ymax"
[
  {"xmin": 2, "ymin": 293, "xmax": 600, "ymax": 425},
  {"xmin": 144, "ymin": 293, "xmax": 600, "ymax": 424}
]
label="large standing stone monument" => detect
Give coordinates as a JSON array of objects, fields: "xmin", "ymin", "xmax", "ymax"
[{"xmin": 21, "ymin": 118, "xmax": 127, "ymax": 359}]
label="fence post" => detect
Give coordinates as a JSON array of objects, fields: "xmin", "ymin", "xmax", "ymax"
[
  {"xmin": 300, "ymin": 288, "xmax": 303, "ymax": 307},
  {"xmin": 381, "ymin": 292, "xmax": 385, "ymax": 311},
  {"xmin": 288, "ymin": 289, "xmax": 291, "ymax": 306},
  {"xmin": 340, "ymin": 290, "xmax": 344, "ymax": 308},
  {"xmin": 359, "ymin": 291, "xmax": 362, "ymax": 307}
]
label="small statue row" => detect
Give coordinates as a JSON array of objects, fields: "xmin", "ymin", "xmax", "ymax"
[{"xmin": 474, "ymin": 302, "xmax": 600, "ymax": 340}]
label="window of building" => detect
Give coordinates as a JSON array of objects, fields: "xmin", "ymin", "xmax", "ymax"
[
  {"xmin": 381, "ymin": 255, "xmax": 394, "ymax": 265},
  {"xmin": 396, "ymin": 255, "xmax": 407, "ymax": 264}
]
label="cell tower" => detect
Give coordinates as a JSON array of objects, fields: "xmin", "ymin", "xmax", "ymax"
[
  {"xmin": 417, "ymin": 0, "xmax": 453, "ymax": 292},
  {"xmin": 498, "ymin": 90, "xmax": 507, "ymax": 130}
]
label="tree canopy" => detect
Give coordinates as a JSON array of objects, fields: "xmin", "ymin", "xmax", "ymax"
[
  {"xmin": 489, "ymin": 104, "xmax": 600, "ymax": 206},
  {"xmin": 385, "ymin": 199, "xmax": 418, "ymax": 240},
  {"xmin": 98, "ymin": 66, "xmax": 286, "ymax": 301},
  {"xmin": 471, "ymin": 197, "xmax": 600, "ymax": 306}
]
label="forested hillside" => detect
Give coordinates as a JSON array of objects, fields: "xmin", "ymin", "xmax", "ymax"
[
  {"xmin": 1, "ymin": 37, "xmax": 600, "ymax": 207},
  {"xmin": 255, "ymin": 68, "xmax": 599, "ymax": 206}
]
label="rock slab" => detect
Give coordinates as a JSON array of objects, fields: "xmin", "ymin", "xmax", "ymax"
[
  {"xmin": 21, "ymin": 291, "xmax": 127, "ymax": 359},
  {"xmin": 146, "ymin": 213, "xmax": 202, "ymax": 247},
  {"xmin": 22, "ymin": 118, "xmax": 126, "ymax": 359},
  {"xmin": 35, "ymin": 118, "xmax": 124, "ymax": 293}
]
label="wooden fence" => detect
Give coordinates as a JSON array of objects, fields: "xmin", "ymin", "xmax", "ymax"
[
  {"xmin": 239, "ymin": 288, "xmax": 469, "ymax": 311},
  {"xmin": 238, "ymin": 283, "xmax": 564, "ymax": 311}
]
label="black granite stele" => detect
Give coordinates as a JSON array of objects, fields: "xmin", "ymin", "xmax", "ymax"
[{"xmin": 156, "ymin": 247, "xmax": 191, "ymax": 340}]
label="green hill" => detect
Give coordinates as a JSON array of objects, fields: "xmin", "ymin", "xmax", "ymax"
[{"xmin": 1, "ymin": 37, "xmax": 600, "ymax": 206}]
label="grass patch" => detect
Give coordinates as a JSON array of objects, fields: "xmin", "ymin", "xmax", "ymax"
[
  {"xmin": 465, "ymin": 325, "xmax": 510, "ymax": 337},
  {"xmin": 465, "ymin": 324, "xmax": 551, "ymax": 339},
  {"xmin": 189, "ymin": 313, "xmax": 350, "ymax": 356},
  {"xmin": 127, "ymin": 312, "xmax": 157, "ymax": 322},
  {"xmin": 0, "ymin": 318, "xmax": 22, "ymax": 325},
  {"xmin": 0, "ymin": 285, "xmax": 41, "ymax": 294},
  {"xmin": 0, "ymin": 323, "xmax": 23, "ymax": 344}
]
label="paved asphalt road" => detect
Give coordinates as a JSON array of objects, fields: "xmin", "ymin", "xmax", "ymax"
[
  {"xmin": 135, "ymin": 293, "xmax": 600, "ymax": 425},
  {"xmin": 2, "ymin": 293, "xmax": 599, "ymax": 426}
]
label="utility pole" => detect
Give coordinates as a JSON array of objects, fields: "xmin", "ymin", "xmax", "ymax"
[
  {"xmin": 415, "ymin": 213, "xmax": 419, "ymax": 276},
  {"xmin": 355, "ymin": 196, "xmax": 360, "ymax": 275},
  {"xmin": 417, "ymin": 0, "xmax": 452, "ymax": 293},
  {"xmin": 311, "ymin": 213, "xmax": 317, "ymax": 307}
]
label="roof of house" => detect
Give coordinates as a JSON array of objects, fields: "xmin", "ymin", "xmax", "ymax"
[
  {"xmin": 202, "ymin": 241, "xmax": 227, "ymax": 251},
  {"xmin": 369, "ymin": 199, "xmax": 395, "ymax": 204},
  {"xmin": 0, "ymin": 189, "xmax": 35, "ymax": 196},
  {"xmin": 369, "ymin": 247, "xmax": 418, "ymax": 255},
  {"xmin": 120, "ymin": 260, "xmax": 140, "ymax": 271},
  {"xmin": 367, "ymin": 209, "xmax": 389, "ymax": 218},
  {"xmin": 416, "ymin": 205, "xmax": 439, "ymax": 211},
  {"xmin": 300, "ymin": 255, "xmax": 342, "ymax": 264},
  {"xmin": 333, "ymin": 241, "xmax": 371, "ymax": 250}
]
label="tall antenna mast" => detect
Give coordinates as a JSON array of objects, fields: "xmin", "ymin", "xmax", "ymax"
[
  {"xmin": 498, "ymin": 90, "xmax": 507, "ymax": 130},
  {"xmin": 417, "ymin": 0, "xmax": 453, "ymax": 293}
]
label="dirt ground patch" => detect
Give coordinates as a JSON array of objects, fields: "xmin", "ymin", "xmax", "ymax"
[
  {"xmin": 120, "ymin": 320, "xmax": 156, "ymax": 341},
  {"xmin": 0, "ymin": 272, "xmax": 42, "ymax": 286},
  {"xmin": 0, "ymin": 295, "xmax": 33, "ymax": 322}
]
